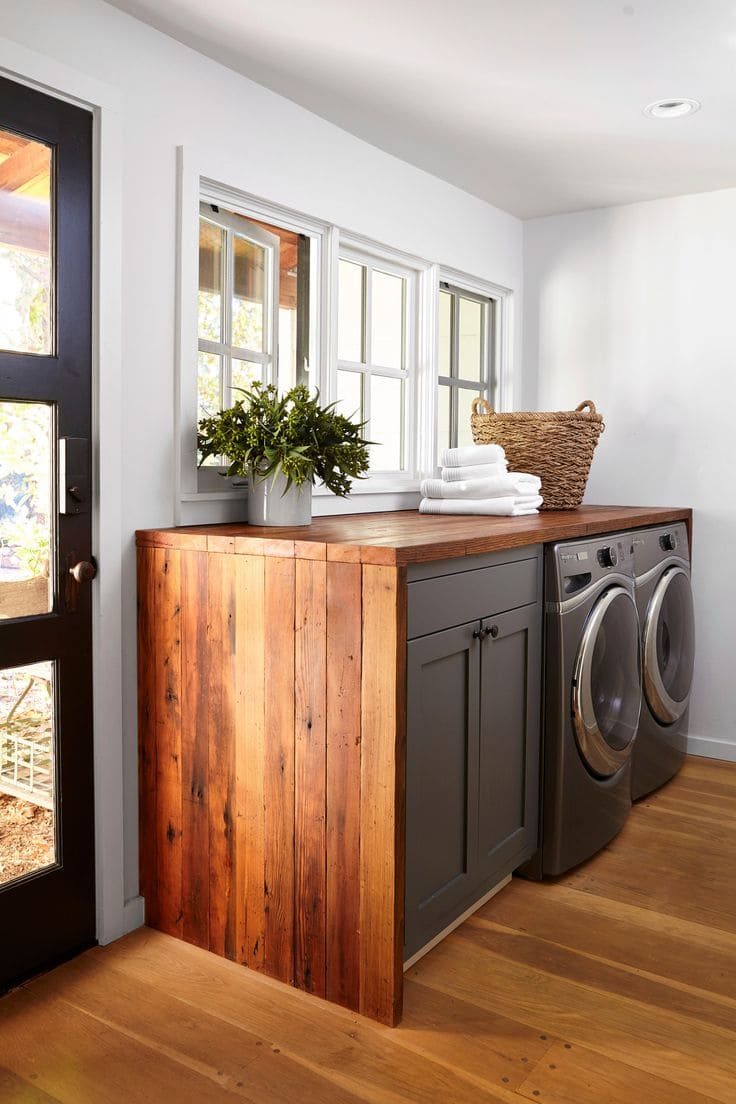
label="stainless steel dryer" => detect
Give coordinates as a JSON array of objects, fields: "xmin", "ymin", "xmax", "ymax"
[
  {"xmin": 534, "ymin": 533, "xmax": 642, "ymax": 876},
  {"xmin": 631, "ymin": 522, "xmax": 695, "ymax": 800}
]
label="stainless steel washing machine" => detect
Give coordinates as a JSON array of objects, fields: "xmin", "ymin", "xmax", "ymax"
[
  {"xmin": 631, "ymin": 522, "xmax": 695, "ymax": 800},
  {"xmin": 533, "ymin": 533, "xmax": 642, "ymax": 876}
]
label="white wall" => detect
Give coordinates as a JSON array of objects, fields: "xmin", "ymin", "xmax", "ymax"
[
  {"xmin": 0, "ymin": 0, "xmax": 524, "ymax": 932},
  {"xmin": 524, "ymin": 189, "xmax": 736, "ymax": 760}
]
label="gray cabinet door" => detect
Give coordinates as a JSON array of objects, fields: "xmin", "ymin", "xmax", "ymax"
[
  {"xmin": 477, "ymin": 604, "xmax": 541, "ymax": 881},
  {"xmin": 405, "ymin": 621, "xmax": 480, "ymax": 959}
]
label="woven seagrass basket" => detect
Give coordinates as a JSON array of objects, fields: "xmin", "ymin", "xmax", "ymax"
[{"xmin": 470, "ymin": 398, "xmax": 605, "ymax": 509}]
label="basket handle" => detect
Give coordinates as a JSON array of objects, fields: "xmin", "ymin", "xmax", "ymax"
[
  {"xmin": 471, "ymin": 397, "xmax": 494, "ymax": 416},
  {"xmin": 575, "ymin": 400, "xmax": 597, "ymax": 415}
]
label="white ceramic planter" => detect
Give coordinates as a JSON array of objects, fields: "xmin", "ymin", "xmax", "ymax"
[{"xmin": 247, "ymin": 470, "xmax": 312, "ymax": 527}]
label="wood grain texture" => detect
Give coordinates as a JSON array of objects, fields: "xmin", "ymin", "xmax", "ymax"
[
  {"xmin": 294, "ymin": 558, "xmax": 327, "ymax": 996},
  {"xmin": 9, "ymin": 760, "xmax": 736, "ymax": 1103},
  {"xmin": 359, "ymin": 564, "xmax": 406, "ymax": 1026},
  {"xmin": 325, "ymin": 561, "xmax": 362, "ymax": 1010},
  {"xmin": 136, "ymin": 505, "xmax": 692, "ymax": 565},
  {"xmin": 180, "ymin": 550, "xmax": 210, "ymax": 950},
  {"xmin": 137, "ymin": 546, "xmax": 158, "ymax": 929},
  {"xmin": 263, "ymin": 556, "xmax": 296, "ymax": 984},
  {"xmin": 153, "ymin": 547, "xmax": 183, "ymax": 938}
]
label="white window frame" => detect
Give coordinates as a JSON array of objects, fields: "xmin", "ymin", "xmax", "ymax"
[
  {"xmin": 177, "ymin": 153, "xmax": 331, "ymax": 508},
  {"xmin": 328, "ymin": 233, "xmax": 429, "ymax": 495}
]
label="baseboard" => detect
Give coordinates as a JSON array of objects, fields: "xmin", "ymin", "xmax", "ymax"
[
  {"xmin": 687, "ymin": 736, "xmax": 736, "ymax": 763},
  {"xmin": 403, "ymin": 875, "xmax": 511, "ymax": 971}
]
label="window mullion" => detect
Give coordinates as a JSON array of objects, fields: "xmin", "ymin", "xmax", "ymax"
[
  {"xmin": 363, "ymin": 262, "xmax": 372, "ymax": 367},
  {"xmin": 223, "ymin": 229, "xmax": 234, "ymax": 406}
]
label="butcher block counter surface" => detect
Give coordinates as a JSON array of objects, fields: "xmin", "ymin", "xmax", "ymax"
[{"xmin": 136, "ymin": 504, "xmax": 692, "ymax": 563}]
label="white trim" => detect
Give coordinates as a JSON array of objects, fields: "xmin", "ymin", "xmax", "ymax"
[
  {"xmin": 686, "ymin": 736, "xmax": 736, "ymax": 763},
  {"xmin": 403, "ymin": 875, "xmax": 511, "ymax": 970},
  {"xmin": 0, "ymin": 38, "xmax": 131, "ymax": 945}
]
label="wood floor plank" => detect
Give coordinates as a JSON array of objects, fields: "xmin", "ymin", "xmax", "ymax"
[
  {"xmin": 0, "ymin": 1066, "xmax": 61, "ymax": 1103},
  {"xmin": 480, "ymin": 877, "xmax": 736, "ymax": 1001},
  {"xmin": 89, "ymin": 929, "xmax": 511, "ymax": 1104},
  {"xmin": 518, "ymin": 1039, "xmax": 722, "ymax": 1104},
  {"xmin": 26, "ymin": 956, "xmax": 365, "ymax": 1104},
  {"xmin": 0, "ymin": 987, "xmax": 247, "ymax": 1104}
]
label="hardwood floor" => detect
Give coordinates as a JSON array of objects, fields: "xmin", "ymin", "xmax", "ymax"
[{"xmin": 2, "ymin": 755, "xmax": 735, "ymax": 1103}]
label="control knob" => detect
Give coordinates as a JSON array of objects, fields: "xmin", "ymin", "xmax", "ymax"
[
  {"xmin": 598, "ymin": 545, "xmax": 618, "ymax": 569},
  {"xmin": 660, "ymin": 532, "xmax": 677, "ymax": 552}
]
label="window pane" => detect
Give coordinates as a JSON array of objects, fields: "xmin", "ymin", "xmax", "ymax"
[
  {"xmin": 457, "ymin": 393, "xmax": 476, "ymax": 448},
  {"xmin": 230, "ymin": 358, "xmax": 261, "ymax": 406},
  {"xmin": 438, "ymin": 291, "xmax": 452, "ymax": 377},
  {"xmin": 338, "ymin": 260, "xmax": 363, "ymax": 362},
  {"xmin": 371, "ymin": 270, "xmax": 404, "ymax": 370},
  {"xmin": 0, "ymin": 401, "xmax": 52, "ymax": 619},
  {"xmin": 197, "ymin": 352, "xmax": 222, "ymax": 467},
  {"xmin": 337, "ymin": 369, "xmax": 362, "ymax": 421},
  {"xmin": 0, "ymin": 660, "xmax": 56, "ymax": 887},
  {"xmin": 370, "ymin": 375, "xmax": 403, "ymax": 471},
  {"xmin": 233, "ymin": 235, "xmax": 266, "ymax": 353},
  {"xmin": 458, "ymin": 298, "xmax": 483, "ymax": 382},
  {"xmin": 0, "ymin": 130, "xmax": 52, "ymax": 355},
  {"xmin": 437, "ymin": 384, "xmax": 451, "ymax": 462},
  {"xmin": 198, "ymin": 219, "xmax": 222, "ymax": 342}
]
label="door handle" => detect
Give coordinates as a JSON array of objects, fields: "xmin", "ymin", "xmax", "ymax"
[{"xmin": 69, "ymin": 559, "xmax": 97, "ymax": 584}]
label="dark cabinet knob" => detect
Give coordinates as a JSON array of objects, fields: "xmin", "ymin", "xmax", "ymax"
[
  {"xmin": 473, "ymin": 625, "xmax": 499, "ymax": 640},
  {"xmin": 489, "ymin": 624, "xmax": 499, "ymax": 638},
  {"xmin": 70, "ymin": 560, "xmax": 97, "ymax": 584}
]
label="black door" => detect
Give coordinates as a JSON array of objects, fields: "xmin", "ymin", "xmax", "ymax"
[{"xmin": 0, "ymin": 75, "xmax": 95, "ymax": 988}]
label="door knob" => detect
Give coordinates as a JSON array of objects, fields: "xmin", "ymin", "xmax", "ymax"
[{"xmin": 70, "ymin": 560, "xmax": 97, "ymax": 583}]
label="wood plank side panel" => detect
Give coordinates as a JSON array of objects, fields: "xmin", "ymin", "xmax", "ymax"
[
  {"xmin": 235, "ymin": 554, "xmax": 266, "ymax": 968},
  {"xmin": 136, "ymin": 546, "xmax": 158, "ymax": 927},
  {"xmin": 206, "ymin": 553, "xmax": 237, "ymax": 959},
  {"xmin": 325, "ymin": 561, "xmax": 362, "ymax": 1011},
  {"xmin": 263, "ymin": 557, "xmax": 296, "ymax": 984},
  {"xmin": 359, "ymin": 564, "xmax": 405, "ymax": 1025},
  {"xmin": 153, "ymin": 547, "xmax": 183, "ymax": 938},
  {"xmin": 180, "ymin": 550, "xmax": 210, "ymax": 950},
  {"xmin": 294, "ymin": 559, "xmax": 327, "ymax": 996}
]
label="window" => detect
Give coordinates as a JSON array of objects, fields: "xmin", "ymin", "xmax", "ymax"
[
  {"xmin": 336, "ymin": 249, "xmax": 415, "ymax": 474},
  {"xmin": 196, "ymin": 200, "xmax": 315, "ymax": 482},
  {"xmin": 436, "ymin": 283, "xmax": 496, "ymax": 458}
]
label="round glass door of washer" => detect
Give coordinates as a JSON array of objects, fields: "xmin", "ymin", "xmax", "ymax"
[
  {"xmin": 572, "ymin": 586, "xmax": 642, "ymax": 778},
  {"xmin": 643, "ymin": 567, "xmax": 695, "ymax": 725}
]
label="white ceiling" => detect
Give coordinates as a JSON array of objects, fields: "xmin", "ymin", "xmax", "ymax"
[{"xmin": 106, "ymin": 0, "xmax": 736, "ymax": 219}]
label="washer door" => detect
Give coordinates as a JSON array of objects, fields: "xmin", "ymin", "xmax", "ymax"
[
  {"xmin": 572, "ymin": 586, "xmax": 642, "ymax": 778},
  {"xmin": 643, "ymin": 566, "xmax": 695, "ymax": 724}
]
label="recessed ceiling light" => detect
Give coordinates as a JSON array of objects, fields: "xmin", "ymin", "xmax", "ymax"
[{"xmin": 644, "ymin": 98, "xmax": 701, "ymax": 119}]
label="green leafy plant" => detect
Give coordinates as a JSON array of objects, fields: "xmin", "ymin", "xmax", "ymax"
[{"xmin": 197, "ymin": 382, "xmax": 371, "ymax": 497}]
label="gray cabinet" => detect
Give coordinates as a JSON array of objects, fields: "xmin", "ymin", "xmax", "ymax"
[{"xmin": 405, "ymin": 547, "xmax": 542, "ymax": 960}]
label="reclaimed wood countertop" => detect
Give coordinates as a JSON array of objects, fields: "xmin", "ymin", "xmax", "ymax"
[{"xmin": 136, "ymin": 504, "xmax": 692, "ymax": 566}]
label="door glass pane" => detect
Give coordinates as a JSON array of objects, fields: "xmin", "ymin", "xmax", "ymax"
[
  {"xmin": 457, "ymin": 393, "xmax": 476, "ymax": 449},
  {"xmin": 0, "ymin": 660, "xmax": 56, "ymax": 887},
  {"xmin": 370, "ymin": 375, "xmax": 404, "ymax": 471},
  {"xmin": 656, "ymin": 571, "xmax": 695, "ymax": 703},
  {"xmin": 437, "ymin": 384, "xmax": 451, "ymax": 462},
  {"xmin": 337, "ymin": 369, "xmax": 362, "ymax": 421},
  {"xmin": 233, "ymin": 234, "xmax": 266, "ymax": 353},
  {"xmin": 338, "ymin": 260, "xmax": 364, "ymax": 363},
  {"xmin": 0, "ymin": 401, "xmax": 52, "ymax": 618},
  {"xmin": 230, "ymin": 358, "xmax": 261, "ymax": 406},
  {"xmin": 438, "ymin": 291, "xmax": 452, "ymax": 377},
  {"xmin": 371, "ymin": 270, "xmax": 404, "ymax": 370},
  {"xmin": 458, "ymin": 298, "xmax": 483, "ymax": 382},
  {"xmin": 590, "ymin": 593, "xmax": 641, "ymax": 751},
  {"xmin": 0, "ymin": 130, "xmax": 52, "ymax": 355},
  {"xmin": 198, "ymin": 219, "xmax": 223, "ymax": 342}
]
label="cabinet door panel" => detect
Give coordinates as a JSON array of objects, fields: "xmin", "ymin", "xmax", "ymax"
[
  {"xmin": 405, "ymin": 622, "xmax": 479, "ymax": 958},
  {"xmin": 478, "ymin": 604, "xmax": 541, "ymax": 879}
]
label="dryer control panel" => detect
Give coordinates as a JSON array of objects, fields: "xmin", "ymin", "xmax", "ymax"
[{"xmin": 547, "ymin": 533, "xmax": 635, "ymax": 604}]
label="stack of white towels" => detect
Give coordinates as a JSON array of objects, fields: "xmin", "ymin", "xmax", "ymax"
[{"xmin": 419, "ymin": 443, "xmax": 542, "ymax": 516}]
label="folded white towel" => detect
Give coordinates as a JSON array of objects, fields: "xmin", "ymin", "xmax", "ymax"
[
  {"xmin": 419, "ymin": 495, "xmax": 543, "ymax": 517},
  {"xmin": 421, "ymin": 473, "xmax": 542, "ymax": 500},
  {"xmin": 441, "ymin": 461, "xmax": 508, "ymax": 482},
  {"xmin": 440, "ymin": 443, "xmax": 506, "ymax": 469}
]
